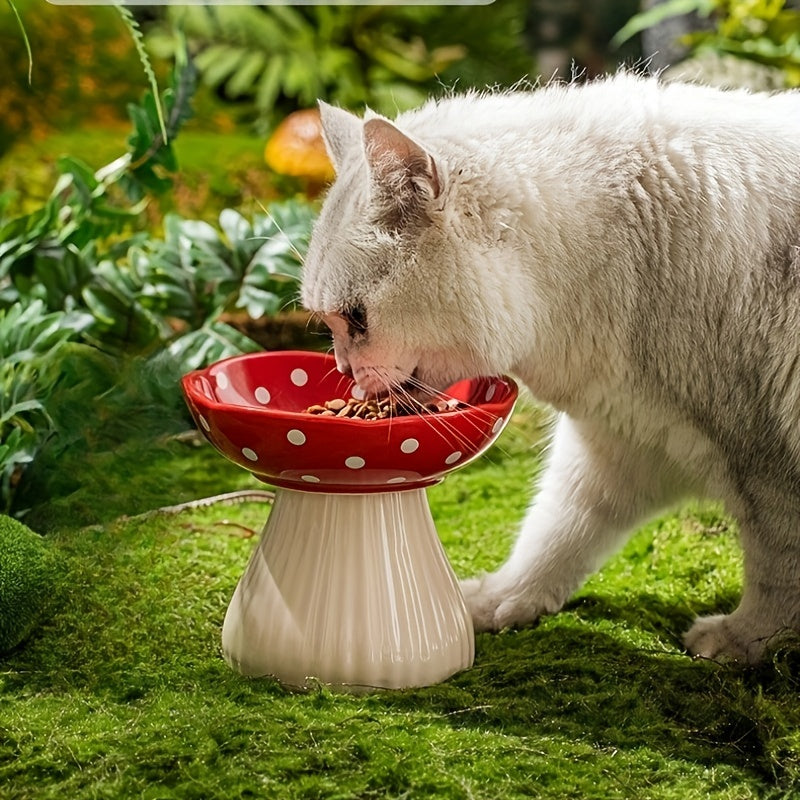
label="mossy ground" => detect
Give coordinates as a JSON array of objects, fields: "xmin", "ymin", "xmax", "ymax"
[{"xmin": 4, "ymin": 394, "xmax": 800, "ymax": 799}]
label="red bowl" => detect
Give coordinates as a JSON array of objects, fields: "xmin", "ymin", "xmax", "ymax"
[{"xmin": 181, "ymin": 351, "xmax": 518, "ymax": 493}]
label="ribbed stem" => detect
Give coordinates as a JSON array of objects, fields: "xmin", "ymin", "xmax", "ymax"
[{"xmin": 221, "ymin": 488, "xmax": 474, "ymax": 690}]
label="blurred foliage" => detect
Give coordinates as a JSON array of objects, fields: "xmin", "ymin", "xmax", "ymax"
[
  {"xmin": 0, "ymin": 51, "xmax": 198, "ymax": 316},
  {"xmin": 0, "ymin": 130, "xmax": 281, "ymax": 227},
  {"xmin": 5, "ymin": 0, "xmax": 32, "ymax": 84},
  {"xmin": 0, "ymin": 53, "xmax": 316, "ymax": 516},
  {"xmin": 0, "ymin": 54, "xmax": 191, "ymax": 514},
  {"xmin": 528, "ymin": 0, "xmax": 643, "ymax": 77},
  {"xmin": 615, "ymin": 0, "xmax": 800, "ymax": 85},
  {"xmin": 0, "ymin": 0, "xmax": 146, "ymax": 155},
  {"xmin": 148, "ymin": 2, "xmax": 535, "ymax": 129}
]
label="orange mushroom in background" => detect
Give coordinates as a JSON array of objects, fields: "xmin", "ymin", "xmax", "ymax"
[{"xmin": 264, "ymin": 108, "xmax": 335, "ymax": 194}]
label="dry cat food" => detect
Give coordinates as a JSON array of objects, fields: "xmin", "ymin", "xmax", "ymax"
[{"xmin": 305, "ymin": 396, "xmax": 465, "ymax": 420}]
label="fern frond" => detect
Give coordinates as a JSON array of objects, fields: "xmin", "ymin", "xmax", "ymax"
[{"xmin": 115, "ymin": 3, "xmax": 169, "ymax": 144}]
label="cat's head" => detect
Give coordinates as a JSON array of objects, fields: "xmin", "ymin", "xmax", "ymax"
[{"xmin": 301, "ymin": 102, "xmax": 527, "ymax": 398}]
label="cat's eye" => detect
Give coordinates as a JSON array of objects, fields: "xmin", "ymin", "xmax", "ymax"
[{"xmin": 342, "ymin": 304, "xmax": 368, "ymax": 337}]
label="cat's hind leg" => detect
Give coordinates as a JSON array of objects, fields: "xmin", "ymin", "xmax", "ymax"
[
  {"xmin": 462, "ymin": 414, "xmax": 681, "ymax": 632},
  {"xmin": 684, "ymin": 498, "xmax": 800, "ymax": 664}
]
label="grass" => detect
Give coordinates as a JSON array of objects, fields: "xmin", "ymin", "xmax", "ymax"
[{"xmin": 3, "ymin": 394, "xmax": 800, "ymax": 799}]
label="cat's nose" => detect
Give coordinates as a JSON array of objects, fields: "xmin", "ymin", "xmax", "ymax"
[{"xmin": 333, "ymin": 350, "xmax": 353, "ymax": 376}]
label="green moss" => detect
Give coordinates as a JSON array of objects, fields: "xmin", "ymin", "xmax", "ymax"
[
  {"xmin": 0, "ymin": 516, "xmax": 65, "ymax": 654},
  {"xmin": 3, "ymin": 399, "xmax": 800, "ymax": 798}
]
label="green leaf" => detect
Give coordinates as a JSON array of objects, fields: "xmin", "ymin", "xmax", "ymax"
[
  {"xmin": 164, "ymin": 51, "xmax": 197, "ymax": 140},
  {"xmin": 80, "ymin": 286, "xmax": 120, "ymax": 328},
  {"xmin": 255, "ymin": 56, "xmax": 286, "ymax": 111},
  {"xmin": 5, "ymin": 0, "xmax": 32, "ymax": 84},
  {"xmin": 0, "ymin": 301, "xmax": 91, "ymax": 361},
  {"xmin": 283, "ymin": 52, "xmax": 323, "ymax": 104},
  {"xmin": 199, "ymin": 45, "xmax": 247, "ymax": 90},
  {"xmin": 247, "ymin": 235, "xmax": 301, "ymax": 271},
  {"xmin": 0, "ymin": 399, "xmax": 45, "ymax": 428},
  {"xmin": 138, "ymin": 281, "xmax": 197, "ymax": 319},
  {"xmin": 166, "ymin": 321, "xmax": 260, "ymax": 372},
  {"xmin": 267, "ymin": 5, "xmax": 313, "ymax": 37},
  {"xmin": 56, "ymin": 156, "xmax": 99, "ymax": 195},
  {"xmin": 167, "ymin": 216, "xmax": 221, "ymax": 246},
  {"xmin": 235, "ymin": 284, "xmax": 283, "ymax": 319},
  {"xmin": 226, "ymin": 50, "xmax": 267, "ymax": 98},
  {"xmin": 612, "ymin": 0, "xmax": 715, "ymax": 48},
  {"xmin": 116, "ymin": 3, "xmax": 168, "ymax": 144},
  {"xmin": 219, "ymin": 209, "xmax": 252, "ymax": 247}
]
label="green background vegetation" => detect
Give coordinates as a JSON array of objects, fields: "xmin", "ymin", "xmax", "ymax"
[{"xmin": 3, "ymin": 2, "xmax": 800, "ymax": 798}]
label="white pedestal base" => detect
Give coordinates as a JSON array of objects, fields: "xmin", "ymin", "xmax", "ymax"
[{"xmin": 221, "ymin": 488, "xmax": 474, "ymax": 691}]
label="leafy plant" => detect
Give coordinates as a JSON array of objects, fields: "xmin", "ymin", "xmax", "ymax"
[
  {"xmin": 0, "ymin": 300, "xmax": 93, "ymax": 511},
  {"xmin": 115, "ymin": 4, "xmax": 168, "ymax": 145},
  {"xmin": 614, "ymin": 0, "xmax": 800, "ymax": 85},
  {"xmin": 138, "ymin": 202, "xmax": 311, "ymax": 317},
  {"xmin": 148, "ymin": 2, "xmax": 535, "ymax": 128},
  {"xmin": 121, "ymin": 200, "xmax": 314, "ymax": 368},
  {"xmin": 0, "ymin": 48, "xmax": 196, "ymax": 308},
  {"xmin": 0, "ymin": 193, "xmax": 315, "ymax": 514},
  {"xmin": 1, "ymin": 199, "xmax": 314, "ymax": 513},
  {"xmin": 0, "ymin": 44, "xmax": 318, "ymax": 515}
]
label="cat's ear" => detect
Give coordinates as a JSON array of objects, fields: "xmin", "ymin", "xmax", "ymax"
[
  {"xmin": 363, "ymin": 118, "xmax": 441, "ymax": 222},
  {"xmin": 318, "ymin": 101, "xmax": 362, "ymax": 173}
]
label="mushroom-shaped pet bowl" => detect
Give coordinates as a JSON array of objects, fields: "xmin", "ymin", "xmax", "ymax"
[{"xmin": 182, "ymin": 351, "xmax": 518, "ymax": 691}]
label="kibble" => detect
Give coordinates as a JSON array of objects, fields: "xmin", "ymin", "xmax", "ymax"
[{"xmin": 305, "ymin": 396, "xmax": 464, "ymax": 420}]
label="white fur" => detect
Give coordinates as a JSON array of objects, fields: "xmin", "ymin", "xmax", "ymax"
[{"xmin": 303, "ymin": 75, "xmax": 800, "ymax": 664}]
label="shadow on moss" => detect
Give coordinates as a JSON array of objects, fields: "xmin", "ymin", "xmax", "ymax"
[{"xmin": 389, "ymin": 625, "xmax": 800, "ymax": 788}]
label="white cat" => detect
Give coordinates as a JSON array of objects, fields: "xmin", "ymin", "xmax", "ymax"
[{"xmin": 300, "ymin": 73, "xmax": 800, "ymax": 664}]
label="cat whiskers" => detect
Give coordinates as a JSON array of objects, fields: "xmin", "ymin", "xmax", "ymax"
[
  {"xmin": 341, "ymin": 368, "xmax": 507, "ymax": 456},
  {"xmin": 321, "ymin": 363, "xmax": 351, "ymax": 394},
  {"xmin": 306, "ymin": 309, "xmax": 333, "ymax": 342},
  {"xmin": 403, "ymin": 374, "xmax": 499, "ymax": 428},
  {"xmin": 386, "ymin": 381, "xmax": 463, "ymax": 448},
  {"xmin": 388, "ymin": 378, "xmax": 478, "ymax": 453},
  {"xmin": 248, "ymin": 201, "xmax": 309, "ymax": 310},
  {"xmin": 254, "ymin": 201, "xmax": 307, "ymax": 266},
  {"xmin": 400, "ymin": 374, "xmax": 512, "ymax": 456}
]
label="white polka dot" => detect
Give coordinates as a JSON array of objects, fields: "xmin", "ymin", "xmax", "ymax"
[
  {"xmin": 345, "ymin": 456, "xmax": 365, "ymax": 469},
  {"xmin": 242, "ymin": 447, "xmax": 258, "ymax": 462},
  {"xmin": 199, "ymin": 415, "xmax": 210, "ymax": 431},
  {"xmin": 215, "ymin": 372, "xmax": 229, "ymax": 390},
  {"xmin": 290, "ymin": 368, "xmax": 308, "ymax": 387},
  {"xmin": 254, "ymin": 386, "xmax": 271, "ymax": 404},
  {"xmin": 492, "ymin": 417, "xmax": 505, "ymax": 434},
  {"xmin": 301, "ymin": 475, "xmax": 320, "ymax": 483},
  {"xmin": 400, "ymin": 438, "xmax": 419, "ymax": 454},
  {"xmin": 386, "ymin": 476, "xmax": 407, "ymax": 484},
  {"xmin": 445, "ymin": 451, "xmax": 462, "ymax": 465},
  {"xmin": 287, "ymin": 429, "xmax": 306, "ymax": 446},
  {"xmin": 351, "ymin": 384, "xmax": 366, "ymax": 400},
  {"xmin": 484, "ymin": 384, "xmax": 496, "ymax": 402}
]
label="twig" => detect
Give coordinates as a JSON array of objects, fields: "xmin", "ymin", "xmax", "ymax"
[{"xmin": 139, "ymin": 489, "xmax": 276, "ymax": 518}]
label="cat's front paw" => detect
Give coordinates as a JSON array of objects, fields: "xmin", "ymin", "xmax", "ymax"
[
  {"xmin": 683, "ymin": 613, "xmax": 775, "ymax": 664},
  {"xmin": 460, "ymin": 574, "xmax": 559, "ymax": 633}
]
